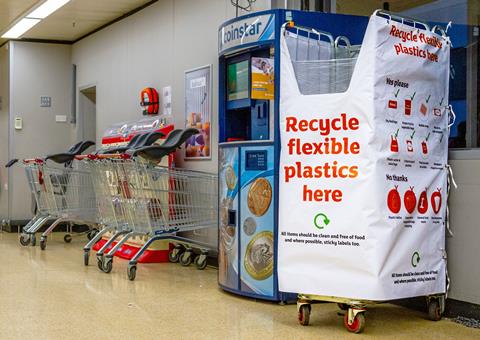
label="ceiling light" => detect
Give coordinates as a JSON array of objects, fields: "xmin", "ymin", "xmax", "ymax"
[
  {"xmin": 1, "ymin": 18, "xmax": 41, "ymax": 39},
  {"xmin": 27, "ymin": 0, "xmax": 71, "ymax": 19}
]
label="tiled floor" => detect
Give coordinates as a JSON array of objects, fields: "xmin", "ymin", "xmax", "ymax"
[{"xmin": 0, "ymin": 232, "xmax": 478, "ymax": 339}]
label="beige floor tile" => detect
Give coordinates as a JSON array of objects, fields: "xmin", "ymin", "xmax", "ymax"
[{"xmin": 0, "ymin": 232, "xmax": 478, "ymax": 339}]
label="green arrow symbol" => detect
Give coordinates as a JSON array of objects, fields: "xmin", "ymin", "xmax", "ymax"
[
  {"xmin": 410, "ymin": 91, "xmax": 416, "ymax": 100},
  {"xmin": 425, "ymin": 132, "xmax": 431, "ymax": 141},
  {"xmin": 394, "ymin": 89, "xmax": 400, "ymax": 98},
  {"xmin": 426, "ymin": 94, "xmax": 431, "ymax": 103},
  {"xmin": 440, "ymin": 97, "xmax": 444, "ymax": 106},
  {"xmin": 314, "ymin": 213, "xmax": 330, "ymax": 229},
  {"xmin": 410, "ymin": 130, "xmax": 416, "ymax": 139},
  {"xmin": 394, "ymin": 128, "xmax": 399, "ymax": 138}
]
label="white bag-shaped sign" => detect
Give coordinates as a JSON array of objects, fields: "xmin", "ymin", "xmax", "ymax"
[{"xmin": 278, "ymin": 14, "xmax": 450, "ymax": 300}]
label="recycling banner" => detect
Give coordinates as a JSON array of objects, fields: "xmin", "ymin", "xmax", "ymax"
[{"xmin": 278, "ymin": 14, "xmax": 450, "ymax": 300}]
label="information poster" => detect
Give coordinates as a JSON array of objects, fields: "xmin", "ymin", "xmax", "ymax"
[
  {"xmin": 251, "ymin": 57, "xmax": 274, "ymax": 100},
  {"xmin": 185, "ymin": 65, "xmax": 212, "ymax": 159},
  {"xmin": 278, "ymin": 15, "xmax": 450, "ymax": 301}
]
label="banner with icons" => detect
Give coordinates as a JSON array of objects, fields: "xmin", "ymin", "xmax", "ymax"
[{"xmin": 278, "ymin": 14, "xmax": 451, "ymax": 300}]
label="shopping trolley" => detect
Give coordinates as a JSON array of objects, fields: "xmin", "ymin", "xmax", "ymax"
[
  {"xmin": 6, "ymin": 141, "xmax": 98, "ymax": 248},
  {"xmin": 80, "ymin": 130, "xmax": 166, "ymax": 266},
  {"xmin": 83, "ymin": 128, "xmax": 217, "ymax": 280}
]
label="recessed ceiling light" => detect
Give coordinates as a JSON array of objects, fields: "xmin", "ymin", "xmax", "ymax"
[
  {"xmin": 27, "ymin": 0, "xmax": 71, "ymax": 20},
  {"xmin": 1, "ymin": 18, "xmax": 41, "ymax": 39}
]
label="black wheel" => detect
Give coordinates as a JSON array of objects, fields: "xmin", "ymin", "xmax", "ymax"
[
  {"xmin": 298, "ymin": 304, "xmax": 311, "ymax": 326},
  {"xmin": 127, "ymin": 265, "xmax": 137, "ymax": 281},
  {"xmin": 179, "ymin": 251, "xmax": 193, "ymax": 266},
  {"xmin": 30, "ymin": 234, "xmax": 36, "ymax": 246},
  {"xmin": 97, "ymin": 256, "xmax": 104, "ymax": 270},
  {"xmin": 338, "ymin": 303, "xmax": 349, "ymax": 311},
  {"xmin": 64, "ymin": 234, "xmax": 72, "ymax": 243},
  {"xmin": 428, "ymin": 299, "xmax": 442, "ymax": 321},
  {"xmin": 40, "ymin": 238, "xmax": 47, "ymax": 251},
  {"xmin": 84, "ymin": 251, "xmax": 89, "ymax": 266},
  {"xmin": 344, "ymin": 312, "xmax": 366, "ymax": 333},
  {"xmin": 194, "ymin": 255, "xmax": 208, "ymax": 270},
  {"xmin": 19, "ymin": 234, "xmax": 30, "ymax": 246},
  {"xmin": 168, "ymin": 249, "xmax": 181, "ymax": 263},
  {"xmin": 103, "ymin": 259, "xmax": 113, "ymax": 273}
]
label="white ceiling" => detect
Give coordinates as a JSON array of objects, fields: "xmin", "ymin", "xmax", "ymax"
[{"xmin": 0, "ymin": 0, "xmax": 154, "ymax": 45}]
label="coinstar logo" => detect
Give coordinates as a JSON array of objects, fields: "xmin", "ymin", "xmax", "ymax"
[
  {"xmin": 219, "ymin": 14, "xmax": 275, "ymax": 53},
  {"xmin": 223, "ymin": 22, "xmax": 263, "ymax": 45}
]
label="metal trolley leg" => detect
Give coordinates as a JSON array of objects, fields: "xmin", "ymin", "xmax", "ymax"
[
  {"xmin": 20, "ymin": 215, "xmax": 51, "ymax": 247},
  {"xmin": 38, "ymin": 218, "xmax": 67, "ymax": 250},
  {"xmin": 82, "ymin": 225, "xmax": 114, "ymax": 266},
  {"xmin": 101, "ymin": 232, "xmax": 145, "ymax": 274},
  {"xmin": 95, "ymin": 229, "xmax": 131, "ymax": 270}
]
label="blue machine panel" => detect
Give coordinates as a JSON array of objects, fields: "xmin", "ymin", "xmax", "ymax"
[
  {"xmin": 218, "ymin": 147, "xmax": 240, "ymax": 291},
  {"xmin": 239, "ymin": 145, "xmax": 275, "ymax": 297}
]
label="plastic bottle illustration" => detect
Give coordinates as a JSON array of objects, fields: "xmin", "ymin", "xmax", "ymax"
[{"xmin": 418, "ymin": 189, "xmax": 428, "ymax": 214}]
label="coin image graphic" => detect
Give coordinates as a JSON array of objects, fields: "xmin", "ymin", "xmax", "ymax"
[
  {"xmin": 243, "ymin": 217, "xmax": 257, "ymax": 236},
  {"xmin": 244, "ymin": 231, "xmax": 274, "ymax": 280},
  {"xmin": 225, "ymin": 165, "xmax": 237, "ymax": 190},
  {"xmin": 247, "ymin": 178, "xmax": 272, "ymax": 217}
]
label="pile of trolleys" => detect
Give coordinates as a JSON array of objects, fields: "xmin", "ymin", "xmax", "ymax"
[{"xmin": 9, "ymin": 124, "xmax": 218, "ymax": 281}]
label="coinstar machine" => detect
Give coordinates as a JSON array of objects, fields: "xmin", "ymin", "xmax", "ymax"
[
  {"xmin": 217, "ymin": 10, "xmax": 368, "ymax": 302},
  {"xmin": 218, "ymin": 8, "xmax": 454, "ymax": 334}
]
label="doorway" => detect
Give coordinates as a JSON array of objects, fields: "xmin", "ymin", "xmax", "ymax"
[{"xmin": 79, "ymin": 86, "xmax": 96, "ymax": 143}]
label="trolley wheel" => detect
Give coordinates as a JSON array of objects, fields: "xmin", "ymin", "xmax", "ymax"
[
  {"xmin": 97, "ymin": 256, "xmax": 104, "ymax": 270},
  {"xmin": 168, "ymin": 249, "xmax": 181, "ymax": 263},
  {"xmin": 344, "ymin": 311, "xmax": 366, "ymax": 334},
  {"xmin": 127, "ymin": 265, "xmax": 137, "ymax": 281},
  {"xmin": 428, "ymin": 299, "xmax": 442, "ymax": 321},
  {"xmin": 87, "ymin": 229, "xmax": 98, "ymax": 240},
  {"xmin": 179, "ymin": 250, "xmax": 193, "ymax": 266},
  {"xmin": 102, "ymin": 258, "xmax": 113, "ymax": 274},
  {"xmin": 30, "ymin": 234, "xmax": 36, "ymax": 247},
  {"xmin": 40, "ymin": 238, "xmax": 47, "ymax": 251},
  {"xmin": 194, "ymin": 254, "xmax": 208, "ymax": 270},
  {"xmin": 83, "ymin": 251, "xmax": 90, "ymax": 266},
  {"xmin": 338, "ymin": 303, "xmax": 349, "ymax": 311},
  {"xmin": 298, "ymin": 304, "xmax": 311, "ymax": 326},
  {"xmin": 64, "ymin": 234, "xmax": 72, "ymax": 243},
  {"xmin": 19, "ymin": 234, "xmax": 30, "ymax": 246}
]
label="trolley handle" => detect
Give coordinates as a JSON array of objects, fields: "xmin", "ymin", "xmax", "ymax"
[
  {"xmin": 77, "ymin": 153, "xmax": 131, "ymax": 161},
  {"xmin": 5, "ymin": 159, "xmax": 18, "ymax": 168},
  {"xmin": 21, "ymin": 158, "xmax": 44, "ymax": 164}
]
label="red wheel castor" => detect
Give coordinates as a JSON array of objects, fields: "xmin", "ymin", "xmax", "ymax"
[
  {"xmin": 344, "ymin": 311, "xmax": 366, "ymax": 333},
  {"xmin": 298, "ymin": 304, "xmax": 311, "ymax": 326},
  {"xmin": 428, "ymin": 299, "xmax": 442, "ymax": 321}
]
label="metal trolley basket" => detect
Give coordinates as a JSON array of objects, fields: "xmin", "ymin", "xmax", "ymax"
[
  {"xmin": 82, "ymin": 128, "xmax": 217, "ymax": 280},
  {"xmin": 7, "ymin": 141, "xmax": 99, "ymax": 249}
]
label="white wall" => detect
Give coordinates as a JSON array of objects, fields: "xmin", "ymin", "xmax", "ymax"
[
  {"xmin": 72, "ymin": 0, "xmax": 270, "ymax": 173},
  {"xmin": 0, "ymin": 45, "xmax": 9, "ymax": 219},
  {"xmin": 8, "ymin": 41, "xmax": 73, "ymax": 220},
  {"xmin": 447, "ymin": 159, "xmax": 480, "ymax": 304}
]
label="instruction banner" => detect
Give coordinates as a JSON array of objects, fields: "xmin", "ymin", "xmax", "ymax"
[{"xmin": 278, "ymin": 15, "xmax": 450, "ymax": 300}]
